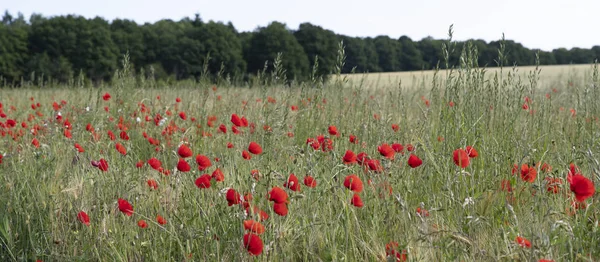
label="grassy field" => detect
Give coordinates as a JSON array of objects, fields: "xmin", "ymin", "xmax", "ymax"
[{"xmin": 1, "ymin": 61, "xmax": 600, "ymax": 262}]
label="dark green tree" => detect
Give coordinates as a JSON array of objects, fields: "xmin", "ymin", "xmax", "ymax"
[
  {"xmin": 143, "ymin": 19, "xmax": 191, "ymax": 79},
  {"xmin": 192, "ymin": 21, "xmax": 246, "ymax": 75},
  {"xmin": 552, "ymin": 48, "xmax": 571, "ymax": 64},
  {"xmin": 110, "ymin": 19, "xmax": 146, "ymax": 71},
  {"xmin": 592, "ymin": 46, "xmax": 600, "ymax": 62},
  {"xmin": 245, "ymin": 22, "xmax": 309, "ymax": 80},
  {"xmin": 293, "ymin": 23, "xmax": 338, "ymax": 76},
  {"xmin": 398, "ymin": 36, "xmax": 423, "ymax": 70},
  {"xmin": 373, "ymin": 36, "xmax": 401, "ymax": 71},
  {"xmin": 0, "ymin": 12, "xmax": 29, "ymax": 83},
  {"xmin": 29, "ymin": 15, "xmax": 118, "ymax": 81},
  {"xmin": 569, "ymin": 48, "xmax": 595, "ymax": 64},
  {"xmin": 363, "ymin": 38, "xmax": 381, "ymax": 72},
  {"xmin": 338, "ymin": 35, "xmax": 367, "ymax": 73},
  {"xmin": 417, "ymin": 37, "xmax": 443, "ymax": 69}
]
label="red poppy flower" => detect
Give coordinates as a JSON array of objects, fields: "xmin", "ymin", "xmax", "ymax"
[
  {"xmin": 378, "ymin": 143, "xmax": 395, "ymax": 160},
  {"xmin": 77, "ymin": 211, "xmax": 90, "ymax": 226},
  {"xmin": 515, "ymin": 236, "xmax": 531, "ymax": 248},
  {"xmin": 568, "ymin": 174, "xmax": 595, "ymax": 202},
  {"xmin": 64, "ymin": 129, "xmax": 72, "ymax": 139},
  {"xmin": 465, "ymin": 146, "xmax": 478, "ymax": 158},
  {"xmin": 304, "ymin": 176, "xmax": 317, "ymax": 188},
  {"xmin": 175, "ymin": 111, "xmax": 186, "ymax": 120},
  {"xmin": 453, "ymin": 149, "xmax": 470, "ymax": 168},
  {"xmin": 320, "ymin": 138, "xmax": 333, "ymax": 152},
  {"xmin": 119, "ymin": 131, "xmax": 129, "ymax": 140},
  {"xmin": 357, "ymin": 152, "xmax": 368, "ymax": 165},
  {"xmin": 195, "ymin": 154, "xmax": 212, "ymax": 171},
  {"xmin": 242, "ymin": 150, "xmax": 252, "ymax": 160},
  {"xmin": 309, "ymin": 140, "xmax": 320, "ymax": 150},
  {"xmin": 268, "ymin": 187, "xmax": 288, "ymax": 204},
  {"xmin": 406, "ymin": 144, "xmax": 414, "ymax": 151},
  {"xmin": 231, "ymin": 114, "xmax": 243, "ymax": 127},
  {"xmin": 243, "ymin": 233, "xmax": 264, "ymax": 255},
  {"xmin": 226, "ymin": 188, "xmax": 242, "ymax": 206},
  {"xmin": 344, "ymin": 174, "xmax": 363, "ymax": 193},
  {"xmin": 137, "ymin": 219, "xmax": 148, "ymax": 228},
  {"xmin": 177, "ymin": 144, "xmax": 193, "ymax": 158},
  {"xmin": 284, "ymin": 174, "xmax": 301, "ymax": 192},
  {"xmin": 243, "ymin": 220, "xmax": 265, "ymax": 234},
  {"xmin": 407, "ymin": 154, "xmax": 423, "ymax": 168},
  {"xmin": 148, "ymin": 157, "xmax": 162, "ymax": 170},
  {"xmin": 74, "ymin": 143, "xmax": 84, "ymax": 153},
  {"xmin": 177, "ymin": 158, "xmax": 191, "ymax": 172},
  {"xmin": 386, "ymin": 242, "xmax": 407, "ymax": 262},
  {"xmin": 248, "ymin": 142, "xmax": 262, "ymax": 155},
  {"xmin": 6, "ymin": 119, "xmax": 16, "ymax": 128},
  {"xmin": 153, "ymin": 215, "xmax": 167, "ymax": 226},
  {"xmin": 349, "ymin": 135, "xmax": 358, "ymax": 144},
  {"xmin": 98, "ymin": 158, "xmax": 109, "ymax": 172},
  {"xmin": 118, "ymin": 198, "xmax": 133, "ymax": 216},
  {"xmin": 343, "ymin": 150, "xmax": 357, "ymax": 164},
  {"xmin": 115, "ymin": 143, "xmax": 127, "ymax": 155},
  {"xmin": 520, "ymin": 164, "xmax": 537, "ymax": 183},
  {"xmin": 227, "ymin": 142, "xmax": 234, "ymax": 148},
  {"xmin": 107, "ymin": 130, "xmax": 115, "ymax": 140},
  {"xmin": 273, "ymin": 202, "xmax": 288, "ymax": 216},
  {"xmin": 367, "ymin": 159, "xmax": 383, "ymax": 173},
  {"xmin": 102, "ymin": 93, "xmax": 111, "ymax": 101},
  {"xmin": 391, "ymin": 124, "xmax": 399, "ymax": 132},
  {"xmin": 195, "ymin": 174, "xmax": 212, "ymax": 188},
  {"xmin": 391, "ymin": 143, "xmax": 403, "ymax": 153},
  {"xmin": 32, "ymin": 138, "xmax": 40, "ymax": 148},
  {"xmin": 351, "ymin": 193, "xmax": 363, "ymax": 208},
  {"xmin": 217, "ymin": 124, "xmax": 226, "ymax": 134},
  {"xmin": 212, "ymin": 168, "xmax": 225, "ymax": 182},
  {"xmin": 147, "ymin": 179, "xmax": 158, "ymax": 190},
  {"xmin": 328, "ymin": 125, "xmax": 339, "ymax": 136}
]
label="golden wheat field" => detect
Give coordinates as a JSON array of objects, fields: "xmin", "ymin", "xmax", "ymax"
[{"xmin": 341, "ymin": 64, "xmax": 596, "ymax": 89}]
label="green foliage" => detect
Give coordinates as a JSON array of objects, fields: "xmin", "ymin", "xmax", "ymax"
[
  {"xmin": 1, "ymin": 10, "xmax": 600, "ymax": 86},
  {"xmin": 245, "ymin": 22, "xmax": 310, "ymax": 81},
  {"xmin": 398, "ymin": 36, "xmax": 424, "ymax": 70},
  {"xmin": 373, "ymin": 36, "xmax": 401, "ymax": 72},
  {"xmin": 0, "ymin": 14, "xmax": 29, "ymax": 83},
  {"xmin": 28, "ymin": 15, "xmax": 118, "ymax": 82},
  {"xmin": 294, "ymin": 23, "xmax": 338, "ymax": 78}
]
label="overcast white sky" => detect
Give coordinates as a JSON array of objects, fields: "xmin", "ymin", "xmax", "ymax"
[{"xmin": 4, "ymin": 0, "xmax": 599, "ymax": 51}]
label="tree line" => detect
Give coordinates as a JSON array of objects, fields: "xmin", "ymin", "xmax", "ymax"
[{"xmin": 1, "ymin": 11, "xmax": 600, "ymax": 85}]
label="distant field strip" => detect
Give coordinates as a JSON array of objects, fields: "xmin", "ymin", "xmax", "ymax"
[{"xmin": 341, "ymin": 64, "xmax": 597, "ymax": 88}]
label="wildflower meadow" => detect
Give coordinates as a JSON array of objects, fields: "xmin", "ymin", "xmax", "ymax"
[{"xmin": 1, "ymin": 42, "xmax": 600, "ymax": 262}]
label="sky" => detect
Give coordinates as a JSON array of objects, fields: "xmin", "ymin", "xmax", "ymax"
[{"xmin": 4, "ymin": 0, "xmax": 599, "ymax": 51}]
